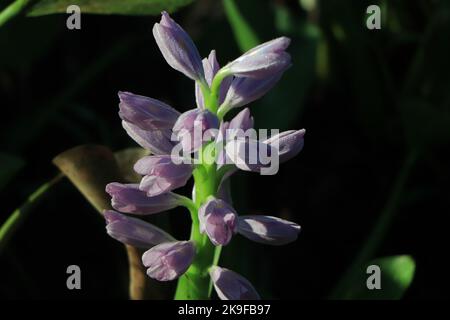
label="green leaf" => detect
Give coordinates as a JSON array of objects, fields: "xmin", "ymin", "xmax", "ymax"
[
  {"xmin": 0, "ymin": 153, "xmax": 25, "ymax": 191},
  {"xmin": 344, "ymin": 255, "xmax": 416, "ymax": 300},
  {"xmin": 27, "ymin": 0, "xmax": 193, "ymax": 16},
  {"xmin": 222, "ymin": 0, "xmax": 260, "ymax": 52}
]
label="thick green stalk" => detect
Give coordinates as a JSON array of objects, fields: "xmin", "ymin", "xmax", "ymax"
[
  {"xmin": 174, "ymin": 71, "xmax": 228, "ymax": 300},
  {"xmin": 0, "ymin": 0, "xmax": 33, "ymax": 28},
  {"xmin": 174, "ymin": 164, "xmax": 219, "ymax": 299}
]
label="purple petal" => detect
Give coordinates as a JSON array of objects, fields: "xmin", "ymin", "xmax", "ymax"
[
  {"xmin": 134, "ymin": 155, "xmax": 172, "ymax": 175},
  {"xmin": 224, "ymin": 37, "xmax": 291, "ymax": 79},
  {"xmin": 104, "ymin": 210, "xmax": 175, "ymax": 247},
  {"xmin": 142, "ymin": 241, "xmax": 195, "ymax": 281},
  {"xmin": 210, "ymin": 266, "xmax": 260, "ymax": 300},
  {"xmin": 264, "ymin": 129, "xmax": 305, "ymax": 163},
  {"xmin": 153, "ymin": 12, "xmax": 204, "ymax": 81},
  {"xmin": 173, "ymin": 108, "xmax": 219, "ymax": 153},
  {"xmin": 122, "ymin": 120, "xmax": 175, "ymax": 155},
  {"xmin": 225, "ymin": 138, "xmax": 277, "ymax": 173},
  {"xmin": 225, "ymin": 108, "xmax": 255, "ymax": 141},
  {"xmin": 237, "ymin": 215, "xmax": 301, "ymax": 245},
  {"xmin": 228, "ymin": 108, "xmax": 254, "ymax": 131},
  {"xmin": 134, "ymin": 155, "xmax": 193, "ymax": 196},
  {"xmin": 216, "ymin": 122, "xmax": 232, "ymax": 168},
  {"xmin": 195, "ymin": 50, "xmax": 232, "ymax": 109},
  {"xmin": 198, "ymin": 197, "xmax": 237, "ymax": 246},
  {"xmin": 221, "ymin": 68, "xmax": 287, "ymax": 111},
  {"xmin": 118, "ymin": 91, "xmax": 180, "ymax": 131},
  {"xmin": 105, "ymin": 182, "xmax": 181, "ymax": 215}
]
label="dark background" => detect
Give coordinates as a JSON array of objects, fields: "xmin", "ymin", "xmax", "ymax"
[{"xmin": 1, "ymin": 0, "xmax": 450, "ymax": 299}]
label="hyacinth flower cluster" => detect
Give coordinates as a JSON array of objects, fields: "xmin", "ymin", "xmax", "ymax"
[{"xmin": 104, "ymin": 12, "xmax": 305, "ymax": 300}]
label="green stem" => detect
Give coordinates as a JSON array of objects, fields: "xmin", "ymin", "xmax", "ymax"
[
  {"xmin": 206, "ymin": 70, "xmax": 228, "ymax": 114},
  {"xmin": 217, "ymin": 104, "xmax": 230, "ymax": 121},
  {"xmin": 174, "ymin": 68, "xmax": 229, "ymax": 299},
  {"xmin": 174, "ymin": 164, "xmax": 219, "ymax": 299},
  {"xmin": 0, "ymin": 0, "xmax": 33, "ymax": 28},
  {"xmin": 330, "ymin": 147, "xmax": 420, "ymax": 299},
  {"xmin": 199, "ymin": 79, "xmax": 211, "ymax": 106},
  {"xmin": 0, "ymin": 174, "xmax": 63, "ymax": 254}
]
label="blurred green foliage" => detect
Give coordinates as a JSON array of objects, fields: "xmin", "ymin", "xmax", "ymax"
[
  {"xmin": 28, "ymin": 0, "xmax": 193, "ymax": 16},
  {"xmin": 343, "ymin": 255, "xmax": 416, "ymax": 299}
]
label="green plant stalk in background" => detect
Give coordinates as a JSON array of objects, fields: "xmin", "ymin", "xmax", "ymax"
[
  {"xmin": 174, "ymin": 76, "xmax": 227, "ymax": 300},
  {"xmin": 0, "ymin": 174, "xmax": 63, "ymax": 254},
  {"xmin": 330, "ymin": 147, "xmax": 420, "ymax": 299},
  {"xmin": 0, "ymin": 0, "xmax": 33, "ymax": 27},
  {"xmin": 222, "ymin": 0, "xmax": 260, "ymax": 52}
]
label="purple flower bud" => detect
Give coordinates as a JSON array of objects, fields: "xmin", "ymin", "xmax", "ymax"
[
  {"xmin": 237, "ymin": 215, "xmax": 301, "ymax": 245},
  {"xmin": 223, "ymin": 37, "xmax": 291, "ymax": 79},
  {"xmin": 220, "ymin": 68, "xmax": 287, "ymax": 113},
  {"xmin": 134, "ymin": 155, "xmax": 193, "ymax": 196},
  {"xmin": 216, "ymin": 110, "xmax": 254, "ymax": 170},
  {"xmin": 105, "ymin": 182, "xmax": 181, "ymax": 215},
  {"xmin": 173, "ymin": 108, "xmax": 219, "ymax": 153},
  {"xmin": 104, "ymin": 210, "xmax": 175, "ymax": 248},
  {"xmin": 229, "ymin": 109, "xmax": 254, "ymax": 137},
  {"xmin": 209, "ymin": 266, "xmax": 260, "ymax": 300},
  {"xmin": 198, "ymin": 197, "xmax": 237, "ymax": 246},
  {"xmin": 122, "ymin": 121, "xmax": 175, "ymax": 155},
  {"xmin": 118, "ymin": 91, "xmax": 180, "ymax": 131},
  {"xmin": 153, "ymin": 11, "xmax": 204, "ymax": 81},
  {"xmin": 216, "ymin": 121, "xmax": 230, "ymax": 167},
  {"xmin": 264, "ymin": 129, "xmax": 305, "ymax": 163},
  {"xmin": 225, "ymin": 138, "xmax": 276, "ymax": 173},
  {"xmin": 195, "ymin": 50, "xmax": 232, "ymax": 109},
  {"xmin": 142, "ymin": 241, "xmax": 195, "ymax": 281},
  {"xmin": 220, "ymin": 109, "xmax": 256, "ymax": 156},
  {"xmin": 228, "ymin": 108, "xmax": 254, "ymax": 132}
]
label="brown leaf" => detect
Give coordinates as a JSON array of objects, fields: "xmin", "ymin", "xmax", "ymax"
[
  {"xmin": 53, "ymin": 145, "xmax": 165, "ymax": 299},
  {"xmin": 114, "ymin": 147, "xmax": 149, "ymax": 183}
]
